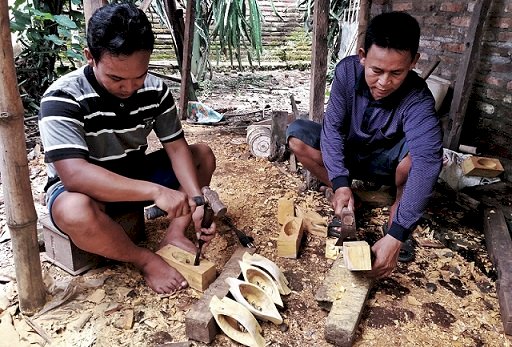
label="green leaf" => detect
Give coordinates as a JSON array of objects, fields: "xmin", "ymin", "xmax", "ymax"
[
  {"xmin": 54, "ymin": 15, "xmax": 77, "ymax": 29},
  {"xmin": 44, "ymin": 34, "xmax": 65, "ymax": 45}
]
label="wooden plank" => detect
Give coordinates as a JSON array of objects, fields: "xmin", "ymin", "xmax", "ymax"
[
  {"xmin": 483, "ymin": 208, "xmax": 512, "ymax": 334},
  {"xmin": 444, "ymin": 0, "xmax": 493, "ymax": 150},
  {"xmin": 185, "ymin": 247, "xmax": 256, "ymax": 343},
  {"xmin": 315, "ymin": 256, "xmax": 373, "ymax": 346},
  {"xmin": 156, "ymin": 245, "xmax": 216, "ymax": 292},
  {"xmin": 308, "ymin": 0, "xmax": 328, "ymax": 123}
]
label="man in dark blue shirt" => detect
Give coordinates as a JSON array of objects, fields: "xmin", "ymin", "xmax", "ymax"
[{"xmin": 287, "ymin": 11, "xmax": 442, "ymax": 278}]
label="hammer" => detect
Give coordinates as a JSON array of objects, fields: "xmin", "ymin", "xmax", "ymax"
[{"xmin": 193, "ymin": 186, "xmax": 227, "ymax": 265}]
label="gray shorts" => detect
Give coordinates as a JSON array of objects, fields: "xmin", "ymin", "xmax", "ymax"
[
  {"xmin": 46, "ymin": 149, "xmax": 179, "ymax": 227},
  {"xmin": 286, "ymin": 119, "xmax": 409, "ymax": 185}
]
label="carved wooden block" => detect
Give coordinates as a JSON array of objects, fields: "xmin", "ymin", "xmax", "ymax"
[
  {"xmin": 343, "ymin": 241, "xmax": 372, "ymax": 271},
  {"xmin": 462, "ymin": 156, "xmax": 504, "ymax": 177},
  {"xmin": 277, "ymin": 216, "xmax": 304, "ymax": 258},
  {"xmin": 277, "ymin": 197, "xmax": 295, "ymax": 225},
  {"xmin": 156, "ymin": 245, "xmax": 216, "ymax": 292}
]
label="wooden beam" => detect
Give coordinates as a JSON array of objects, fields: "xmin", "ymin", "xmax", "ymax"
[
  {"xmin": 83, "ymin": 0, "xmax": 107, "ymax": 28},
  {"xmin": 178, "ymin": 0, "xmax": 195, "ymax": 120},
  {"xmin": 315, "ymin": 255, "xmax": 373, "ymax": 346},
  {"xmin": 443, "ymin": 0, "xmax": 493, "ymax": 150},
  {"xmin": 483, "ymin": 208, "xmax": 512, "ymax": 334},
  {"xmin": 185, "ymin": 247, "xmax": 255, "ymax": 343},
  {"xmin": 356, "ymin": 0, "xmax": 370, "ymax": 51},
  {"xmin": 308, "ymin": 0, "xmax": 329, "ymax": 122},
  {"xmin": 0, "ymin": 0, "xmax": 46, "ymax": 314}
]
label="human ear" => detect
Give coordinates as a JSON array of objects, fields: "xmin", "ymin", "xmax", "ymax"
[
  {"xmin": 84, "ymin": 48, "xmax": 95, "ymax": 67},
  {"xmin": 358, "ymin": 48, "xmax": 366, "ymax": 65},
  {"xmin": 410, "ymin": 53, "xmax": 420, "ymax": 69}
]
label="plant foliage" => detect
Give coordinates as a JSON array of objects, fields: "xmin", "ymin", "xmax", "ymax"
[{"xmin": 9, "ymin": 0, "xmax": 85, "ymax": 116}]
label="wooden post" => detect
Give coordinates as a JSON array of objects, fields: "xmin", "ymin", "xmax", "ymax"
[
  {"xmin": 0, "ymin": 1, "xmax": 46, "ymax": 314},
  {"xmin": 308, "ymin": 0, "xmax": 328, "ymax": 122},
  {"xmin": 443, "ymin": 0, "xmax": 492, "ymax": 150},
  {"xmin": 83, "ymin": 0, "xmax": 107, "ymax": 28},
  {"xmin": 356, "ymin": 0, "xmax": 370, "ymax": 51},
  {"xmin": 178, "ymin": 0, "xmax": 196, "ymax": 120}
]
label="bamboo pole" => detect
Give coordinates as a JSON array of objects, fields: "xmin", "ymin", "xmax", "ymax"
[{"xmin": 0, "ymin": 0, "xmax": 46, "ymax": 314}]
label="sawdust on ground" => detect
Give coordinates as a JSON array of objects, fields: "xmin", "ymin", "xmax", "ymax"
[{"xmin": 0, "ymin": 69, "xmax": 511, "ymax": 347}]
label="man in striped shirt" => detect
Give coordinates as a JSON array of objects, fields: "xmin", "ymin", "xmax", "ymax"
[
  {"xmin": 39, "ymin": 3, "xmax": 216, "ymax": 293},
  {"xmin": 287, "ymin": 12, "xmax": 443, "ymax": 277}
]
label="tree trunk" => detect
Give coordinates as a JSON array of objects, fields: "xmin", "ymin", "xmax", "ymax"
[{"xmin": 0, "ymin": 1, "xmax": 46, "ymax": 314}]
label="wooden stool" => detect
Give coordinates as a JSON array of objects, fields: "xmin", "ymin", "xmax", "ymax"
[{"xmin": 41, "ymin": 208, "xmax": 145, "ymax": 275}]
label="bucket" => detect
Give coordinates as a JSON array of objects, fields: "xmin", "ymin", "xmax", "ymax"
[{"xmin": 246, "ymin": 125, "xmax": 271, "ymax": 157}]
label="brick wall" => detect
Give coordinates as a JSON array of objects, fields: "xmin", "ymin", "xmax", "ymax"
[{"xmin": 389, "ymin": 0, "xmax": 512, "ymax": 164}]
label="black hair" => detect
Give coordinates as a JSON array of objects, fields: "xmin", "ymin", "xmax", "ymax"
[
  {"xmin": 364, "ymin": 11, "xmax": 420, "ymax": 58},
  {"xmin": 86, "ymin": 2, "xmax": 154, "ymax": 61}
]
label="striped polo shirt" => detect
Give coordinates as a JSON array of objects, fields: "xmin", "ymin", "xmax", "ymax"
[
  {"xmin": 321, "ymin": 55, "xmax": 443, "ymax": 241},
  {"xmin": 38, "ymin": 64, "xmax": 183, "ymax": 192}
]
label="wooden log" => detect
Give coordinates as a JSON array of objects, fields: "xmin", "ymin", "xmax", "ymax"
[
  {"xmin": 185, "ymin": 247, "xmax": 255, "ymax": 343},
  {"xmin": 342, "ymin": 241, "xmax": 372, "ymax": 271},
  {"xmin": 277, "ymin": 197, "xmax": 295, "ymax": 225},
  {"xmin": 156, "ymin": 245, "xmax": 216, "ymax": 292},
  {"xmin": 0, "ymin": 0, "xmax": 46, "ymax": 314},
  {"xmin": 277, "ymin": 217, "xmax": 304, "ymax": 259},
  {"xmin": 483, "ymin": 208, "xmax": 512, "ymax": 334},
  {"xmin": 315, "ymin": 255, "xmax": 373, "ymax": 346}
]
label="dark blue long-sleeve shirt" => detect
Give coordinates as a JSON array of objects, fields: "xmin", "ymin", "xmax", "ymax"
[{"xmin": 320, "ymin": 55, "xmax": 443, "ymax": 241}]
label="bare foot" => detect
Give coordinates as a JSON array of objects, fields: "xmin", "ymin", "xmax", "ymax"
[
  {"xmin": 159, "ymin": 230, "xmax": 197, "ymax": 254},
  {"xmin": 136, "ymin": 250, "xmax": 188, "ymax": 294}
]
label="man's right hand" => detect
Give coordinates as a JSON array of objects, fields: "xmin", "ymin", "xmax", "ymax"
[
  {"xmin": 332, "ymin": 186, "xmax": 355, "ymax": 215},
  {"xmin": 153, "ymin": 188, "xmax": 193, "ymax": 219}
]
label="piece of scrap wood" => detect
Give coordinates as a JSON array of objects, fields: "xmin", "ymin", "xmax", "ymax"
[
  {"xmin": 325, "ymin": 238, "xmax": 342, "ymax": 260},
  {"xmin": 483, "ymin": 208, "xmax": 512, "ymax": 334},
  {"xmin": 185, "ymin": 247, "xmax": 256, "ymax": 343},
  {"xmin": 295, "ymin": 206, "xmax": 328, "ymax": 237},
  {"xmin": 315, "ymin": 255, "xmax": 373, "ymax": 346}
]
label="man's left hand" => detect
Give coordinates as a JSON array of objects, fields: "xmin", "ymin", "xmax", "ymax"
[
  {"xmin": 368, "ymin": 234, "xmax": 402, "ymax": 278},
  {"xmin": 191, "ymin": 206, "xmax": 217, "ymax": 243}
]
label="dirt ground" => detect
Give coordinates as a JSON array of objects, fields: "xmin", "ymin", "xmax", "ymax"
[{"xmin": 0, "ymin": 68, "xmax": 511, "ymax": 347}]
